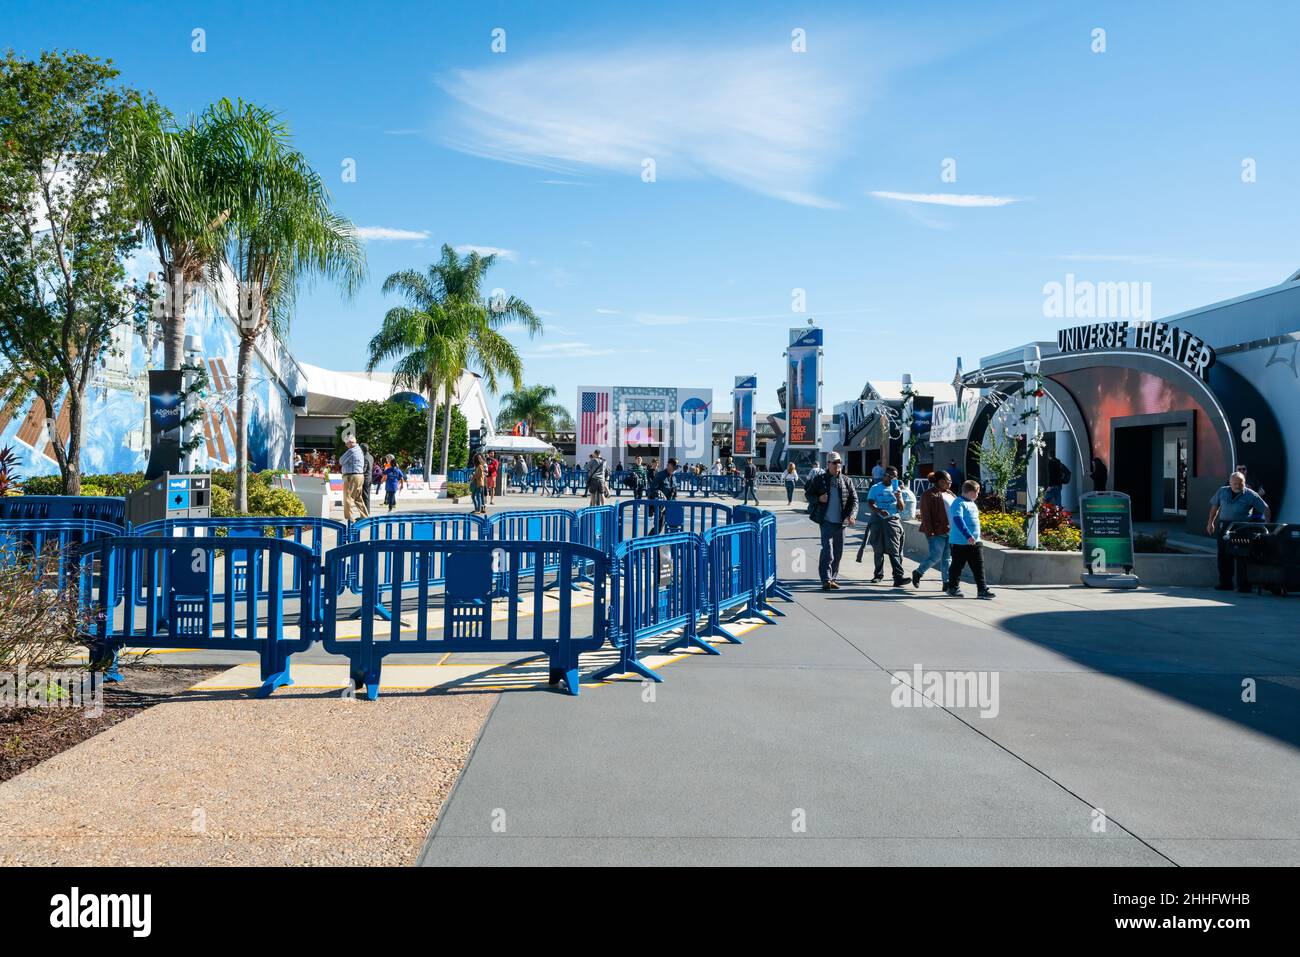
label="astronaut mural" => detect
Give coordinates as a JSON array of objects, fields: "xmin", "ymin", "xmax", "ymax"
[{"xmin": 0, "ymin": 271, "xmax": 298, "ymax": 479}]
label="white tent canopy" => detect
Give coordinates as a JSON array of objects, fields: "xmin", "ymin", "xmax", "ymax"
[{"xmin": 479, "ymin": 435, "xmax": 556, "ymax": 454}]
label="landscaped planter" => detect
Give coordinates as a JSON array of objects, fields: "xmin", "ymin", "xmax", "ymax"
[{"xmin": 902, "ymin": 521, "xmax": 1217, "ymax": 587}]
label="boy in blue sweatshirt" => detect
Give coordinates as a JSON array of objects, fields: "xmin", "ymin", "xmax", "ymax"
[{"xmin": 946, "ymin": 479, "xmax": 995, "ymax": 599}]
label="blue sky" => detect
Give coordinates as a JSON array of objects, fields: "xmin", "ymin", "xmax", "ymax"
[{"xmin": 8, "ymin": 0, "xmax": 1300, "ymax": 418}]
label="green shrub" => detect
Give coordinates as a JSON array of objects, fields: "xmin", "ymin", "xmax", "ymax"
[
  {"xmin": 446, "ymin": 482, "xmax": 470, "ymax": 499},
  {"xmin": 22, "ymin": 475, "xmax": 64, "ymax": 496}
]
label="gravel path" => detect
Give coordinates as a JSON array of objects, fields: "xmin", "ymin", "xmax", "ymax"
[{"xmin": 0, "ymin": 690, "xmax": 496, "ymax": 866}]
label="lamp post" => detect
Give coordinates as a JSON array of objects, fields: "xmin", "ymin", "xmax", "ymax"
[
  {"xmin": 899, "ymin": 372, "xmax": 913, "ymax": 481},
  {"xmin": 1023, "ymin": 345, "xmax": 1041, "ymax": 550},
  {"xmin": 180, "ymin": 334, "xmax": 204, "ymax": 474}
]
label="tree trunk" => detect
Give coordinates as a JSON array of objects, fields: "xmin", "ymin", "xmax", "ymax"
[
  {"xmin": 63, "ymin": 390, "xmax": 82, "ymax": 496},
  {"xmin": 440, "ymin": 379, "xmax": 453, "ymax": 474},
  {"xmin": 163, "ymin": 263, "xmax": 186, "ymax": 371},
  {"xmin": 235, "ymin": 334, "xmax": 253, "ymax": 513},
  {"xmin": 423, "ymin": 384, "xmax": 436, "ymax": 478}
]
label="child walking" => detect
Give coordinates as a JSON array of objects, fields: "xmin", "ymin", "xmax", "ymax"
[{"xmin": 946, "ymin": 479, "xmax": 996, "ymax": 599}]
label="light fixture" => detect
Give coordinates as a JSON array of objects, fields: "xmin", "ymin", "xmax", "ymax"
[{"xmin": 1023, "ymin": 344, "xmax": 1041, "ymax": 375}]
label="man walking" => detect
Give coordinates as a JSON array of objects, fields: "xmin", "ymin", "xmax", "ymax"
[
  {"xmin": 340, "ymin": 436, "xmax": 367, "ymax": 523},
  {"xmin": 740, "ymin": 459, "xmax": 759, "ymax": 505},
  {"xmin": 913, "ymin": 470, "xmax": 954, "ymax": 588},
  {"xmin": 1207, "ymin": 471, "xmax": 1271, "ymax": 592},
  {"xmin": 806, "ymin": 452, "xmax": 857, "ymax": 591},
  {"xmin": 865, "ymin": 465, "xmax": 907, "ymax": 586},
  {"xmin": 648, "ymin": 457, "xmax": 679, "ymax": 532},
  {"xmin": 587, "ymin": 450, "xmax": 609, "ymax": 506}
]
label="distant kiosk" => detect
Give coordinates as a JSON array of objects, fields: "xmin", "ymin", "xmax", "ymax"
[{"xmin": 1079, "ymin": 491, "xmax": 1140, "ymax": 589}]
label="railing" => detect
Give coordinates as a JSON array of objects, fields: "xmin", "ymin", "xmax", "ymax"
[
  {"xmin": 0, "ymin": 518, "xmax": 125, "ymax": 598},
  {"xmin": 62, "ymin": 503, "xmax": 783, "ymax": 698},
  {"xmin": 616, "ymin": 498, "xmax": 733, "ymax": 541},
  {"xmin": 84, "ymin": 535, "xmax": 319, "ymax": 694},
  {"xmin": 320, "ymin": 539, "xmax": 608, "ymax": 699},
  {"xmin": 590, "ymin": 531, "xmax": 711, "ymax": 683},
  {"xmin": 345, "ymin": 513, "xmax": 491, "ymax": 619},
  {"xmin": 0, "ymin": 495, "xmax": 126, "ymax": 525}
]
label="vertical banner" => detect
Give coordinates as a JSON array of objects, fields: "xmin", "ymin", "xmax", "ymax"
[
  {"xmin": 732, "ymin": 375, "xmax": 756, "ymax": 457},
  {"xmin": 145, "ymin": 370, "xmax": 184, "ymax": 480},
  {"xmin": 786, "ymin": 327, "xmax": 823, "ymax": 449}
]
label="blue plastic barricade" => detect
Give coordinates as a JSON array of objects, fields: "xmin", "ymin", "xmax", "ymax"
[
  {"xmin": 732, "ymin": 507, "xmax": 792, "ymax": 611},
  {"xmin": 701, "ymin": 523, "xmax": 771, "ymax": 642},
  {"xmin": 0, "ymin": 518, "xmax": 125, "ymax": 599},
  {"xmin": 132, "ymin": 516, "xmax": 347, "ymax": 617},
  {"xmin": 84, "ymin": 535, "xmax": 319, "ymax": 694},
  {"xmin": 346, "ymin": 512, "xmax": 490, "ymax": 618},
  {"xmin": 617, "ymin": 498, "xmax": 732, "ymax": 542},
  {"xmin": 574, "ymin": 505, "xmax": 616, "ymax": 584},
  {"xmin": 0, "ymin": 494, "xmax": 126, "ymax": 525},
  {"xmin": 488, "ymin": 509, "xmax": 580, "ymax": 596},
  {"xmin": 320, "ymin": 539, "xmax": 608, "ymax": 699},
  {"xmin": 590, "ymin": 531, "xmax": 711, "ymax": 683}
]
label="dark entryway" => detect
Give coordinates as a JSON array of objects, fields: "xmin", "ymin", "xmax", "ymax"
[{"xmin": 1112, "ymin": 414, "xmax": 1194, "ymax": 523}]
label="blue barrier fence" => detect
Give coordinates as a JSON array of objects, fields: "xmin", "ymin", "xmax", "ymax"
[
  {"xmin": 488, "ymin": 509, "xmax": 580, "ymax": 596},
  {"xmin": 616, "ymin": 498, "xmax": 732, "ymax": 541},
  {"xmin": 131, "ymin": 516, "xmax": 347, "ymax": 618},
  {"xmin": 86, "ymin": 535, "xmax": 319, "ymax": 693},
  {"xmin": 701, "ymin": 523, "xmax": 773, "ymax": 642},
  {"xmin": 0, "ymin": 518, "xmax": 125, "ymax": 597},
  {"xmin": 321, "ymin": 538, "xmax": 608, "ymax": 699},
  {"xmin": 35, "ymin": 503, "xmax": 787, "ymax": 697},
  {"xmin": 0, "ymin": 495, "xmax": 126, "ymax": 525},
  {"xmin": 346, "ymin": 513, "xmax": 490, "ymax": 619},
  {"xmin": 591, "ymin": 531, "xmax": 711, "ymax": 683}
]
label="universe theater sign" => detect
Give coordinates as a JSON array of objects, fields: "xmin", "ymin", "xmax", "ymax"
[{"xmin": 1057, "ymin": 321, "xmax": 1216, "ymax": 381}]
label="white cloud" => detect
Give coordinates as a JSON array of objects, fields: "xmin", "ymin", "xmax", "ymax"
[
  {"xmin": 870, "ymin": 191, "xmax": 1023, "ymax": 207},
  {"xmin": 355, "ymin": 226, "xmax": 430, "ymax": 241},
  {"xmin": 594, "ymin": 308, "xmax": 621, "ymax": 315},
  {"xmin": 439, "ymin": 42, "xmax": 866, "ymax": 208},
  {"xmin": 455, "ymin": 244, "xmax": 518, "ymax": 262},
  {"xmin": 523, "ymin": 342, "xmax": 616, "ymax": 359}
]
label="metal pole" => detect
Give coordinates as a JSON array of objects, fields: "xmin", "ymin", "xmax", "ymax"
[{"xmin": 1024, "ymin": 345, "xmax": 1041, "ymax": 549}]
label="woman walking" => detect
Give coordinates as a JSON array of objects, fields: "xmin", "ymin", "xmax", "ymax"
[
  {"xmin": 783, "ymin": 462, "xmax": 798, "ymax": 504},
  {"xmin": 470, "ymin": 453, "xmax": 488, "ymax": 514}
]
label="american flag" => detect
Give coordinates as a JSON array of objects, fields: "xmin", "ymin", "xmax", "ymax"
[{"xmin": 580, "ymin": 390, "xmax": 608, "ymax": 444}]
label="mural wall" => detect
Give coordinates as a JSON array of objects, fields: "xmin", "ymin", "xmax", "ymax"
[{"xmin": 0, "ymin": 269, "xmax": 300, "ymax": 479}]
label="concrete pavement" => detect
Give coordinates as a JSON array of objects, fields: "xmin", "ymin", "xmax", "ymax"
[{"xmin": 418, "ymin": 511, "xmax": 1300, "ymax": 866}]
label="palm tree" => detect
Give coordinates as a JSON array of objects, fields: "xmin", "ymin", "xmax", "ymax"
[
  {"xmin": 497, "ymin": 384, "xmax": 571, "ymax": 439},
  {"xmin": 116, "ymin": 102, "xmax": 248, "ymax": 370},
  {"xmin": 368, "ymin": 244, "xmax": 541, "ymax": 474},
  {"xmin": 220, "ymin": 100, "xmax": 366, "ymax": 512}
]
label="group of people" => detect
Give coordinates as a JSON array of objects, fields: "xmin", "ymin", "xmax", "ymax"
[
  {"xmin": 339, "ymin": 436, "xmax": 409, "ymax": 522},
  {"xmin": 807, "ymin": 453, "xmax": 996, "ymax": 599}
]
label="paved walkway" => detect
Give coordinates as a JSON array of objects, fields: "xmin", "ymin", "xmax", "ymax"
[{"xmin": 419, "ymin": 512, "xmax": 1300, "ymax": 866}]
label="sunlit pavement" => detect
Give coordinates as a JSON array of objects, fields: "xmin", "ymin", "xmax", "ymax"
[{"xmin": 417, "ymin": 511, "xmax": 1300, "ymax": 866}]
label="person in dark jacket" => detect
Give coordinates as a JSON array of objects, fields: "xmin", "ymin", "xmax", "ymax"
[
  {"xmin": 648, "ymin": 457, "xmax": 680, "ymax": 532},
  {"xmin": 913, "ymin": 470, "xmax": 953, "ymax": 588},
  {"xmin": 1089, "ymin": 457, "xmax": 1108, "ymax": 492},
  {"xmin": 805, "ymin": 452, "xmax": 858, "ymax": 591}
]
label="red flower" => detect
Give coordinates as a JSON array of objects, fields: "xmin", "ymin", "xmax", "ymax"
[{"xmin": 1033, "ymin": 388, "xmax": 1045, "ymax": 398}]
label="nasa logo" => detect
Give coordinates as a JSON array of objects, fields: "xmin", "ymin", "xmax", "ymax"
[{"xmin": 680, "ymin": 397, "xmax": 711, "ymax": 425}]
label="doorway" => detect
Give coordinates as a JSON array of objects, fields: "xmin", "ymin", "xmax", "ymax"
[{"xmin": 1111, "ymin": 413, "xmax": 1194, "ymax": 522}]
